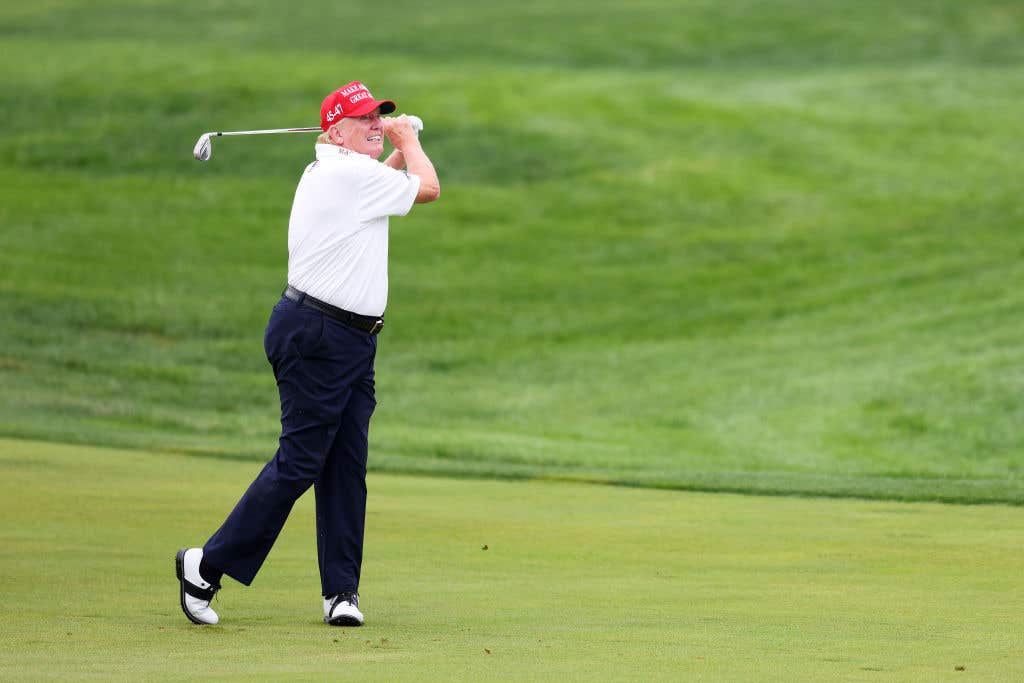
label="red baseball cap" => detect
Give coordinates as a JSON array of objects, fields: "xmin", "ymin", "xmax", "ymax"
[{"xmin": 320, "ymin": 81, "xmax": 396, "ymax": 131}]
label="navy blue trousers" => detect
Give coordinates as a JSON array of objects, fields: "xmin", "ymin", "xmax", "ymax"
[{"xmin": 203, "ymin": 295, "xmax": 377, "ymax": 596}]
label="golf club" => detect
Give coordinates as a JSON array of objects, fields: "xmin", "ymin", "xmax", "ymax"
[{"xmin": 193, "ymin": 116, "xmax": 423, "ymax": 161}]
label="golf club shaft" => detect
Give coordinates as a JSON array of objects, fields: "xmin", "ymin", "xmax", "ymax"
[
  {"xmin": 212, "ymin": 127, "xmax": 321, "ymax": 137},
  {"xmin": 210, "ymin": 115, "xmax": 421, "ymax": 139}
]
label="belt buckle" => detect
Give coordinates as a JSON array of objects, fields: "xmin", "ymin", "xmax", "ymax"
[{"xmin": 369, "ymin": 319, "xmax": 384, "ymax": 334}]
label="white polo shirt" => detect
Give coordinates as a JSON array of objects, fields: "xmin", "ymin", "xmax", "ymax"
[{"xmin": 286, "ymin": 143, "xmax": 421, "ymax": 316}]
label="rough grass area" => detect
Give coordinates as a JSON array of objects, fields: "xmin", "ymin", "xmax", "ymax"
[
  {"xmin": 2, "ymin": 1, "xmax": 1023, "ymax": 502},
  {"xmin": 1, "ymin": 439, "xmax": 1022, "ymax": 680}
]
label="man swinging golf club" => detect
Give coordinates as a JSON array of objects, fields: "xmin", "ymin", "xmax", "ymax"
[{"xmin": 176, "ymin": 80, "xmax": 440, "ymax": 627}]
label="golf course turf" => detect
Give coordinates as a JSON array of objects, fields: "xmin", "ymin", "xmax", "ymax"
[
  {"xmin": 2, "ymin": 438, "xmax": 1022, "ymax": 680},
  {"xmin": 2, "ymin": 2, "xmax": 1023, "ymax": 679},
  {"xmin": 2, "ymin": 0, "xmax": 1023, "ymax": 502}
]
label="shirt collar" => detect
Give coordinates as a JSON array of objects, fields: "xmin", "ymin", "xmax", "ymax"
[{"xmin": 315, "ymin": 143, "xmax": 368, "ymax": 161}]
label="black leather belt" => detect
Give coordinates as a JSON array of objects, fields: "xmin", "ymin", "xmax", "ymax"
[{"xmin": 283, "ymin": 286, "xmax": 384, "ymax": 335}]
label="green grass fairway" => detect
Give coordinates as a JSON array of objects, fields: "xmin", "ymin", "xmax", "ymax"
[
  {"xmin": 2, "ymin": 1, "xmax": 1023, "ymax": 503},
  {"xmin": 2, "ymin": 438, "xmax": 1021, "ymax": 681}
]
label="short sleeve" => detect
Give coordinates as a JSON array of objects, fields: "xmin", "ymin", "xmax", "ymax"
[{"xmin": 359, "ymin": 159, "xmax": 421, "ymax": 220}]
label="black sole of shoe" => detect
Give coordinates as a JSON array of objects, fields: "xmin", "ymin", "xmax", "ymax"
[
  {"xmin": 325, "ymin": 615, "xmax": 363, "ymax": 627},
  {"xmin": 176, "ymin": 549, "xmax": 207, "ymax": 626}
]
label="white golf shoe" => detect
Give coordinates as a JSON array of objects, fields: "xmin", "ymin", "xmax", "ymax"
[
  {"xmin": 324, "ymin": 592, "xmax": 364, "ymax": 626},
  {"xmin": 175, "ymin": 548, "xmax": 220, "ymax": 625}
]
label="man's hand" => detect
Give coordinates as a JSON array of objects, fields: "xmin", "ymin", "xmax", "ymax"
[{"xmin": 382, "ymin": 115, "xmax": 418, "ymax": 152}]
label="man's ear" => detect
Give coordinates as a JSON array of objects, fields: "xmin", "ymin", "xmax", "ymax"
[{"xmin": 329, "ymin": 124, "xmax": 344, "ymax": 145}]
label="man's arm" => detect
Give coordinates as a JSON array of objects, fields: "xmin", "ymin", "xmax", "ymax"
[
  {"xmin": 382, "ymin": 116, "xmax": 440, "ymax": 203},
  {"xmin": 383, "ymin": 149, "xmax": 405, "ymax": 171}
]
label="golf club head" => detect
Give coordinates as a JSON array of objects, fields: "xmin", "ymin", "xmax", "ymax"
[{"xmin": 193, "ymin": 133, "xmax": 213, "ymax": 161}]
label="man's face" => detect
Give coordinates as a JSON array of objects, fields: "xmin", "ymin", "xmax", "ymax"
[{"xmin": 334, "ymin": 107, "xmax": 384, "ymax": 158}]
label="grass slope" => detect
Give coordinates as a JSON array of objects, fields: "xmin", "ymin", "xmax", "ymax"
[
  {"xmin": 1, "ymin": 1, "xmax": 1023, "ymax": 501},
  {"xmin": 2, "ymin": 438, "xmax": 1023, "ymax": 681}
]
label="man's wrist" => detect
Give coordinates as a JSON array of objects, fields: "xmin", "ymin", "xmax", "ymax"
[{"xmin": 397, "ymin": 138, "xmax": 423, "ymax": 155}]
